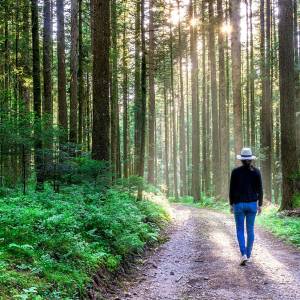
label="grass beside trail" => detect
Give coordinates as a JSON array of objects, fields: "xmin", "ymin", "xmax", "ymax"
[
  {"xmin": 170, "ymin": 195, "xmax": 300, "ymax": 248},
  {"xmin": 0, "ymin": 184, "xmax": 169, "ymax": 299},
  {"xmin": 256, "ymin": 206, "xmax": 300, "ymax": 246}
]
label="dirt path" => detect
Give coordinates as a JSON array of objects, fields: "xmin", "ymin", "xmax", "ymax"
[{"xmin": 104, "ymin": 204, "xmax": 300, "ymax": 300}]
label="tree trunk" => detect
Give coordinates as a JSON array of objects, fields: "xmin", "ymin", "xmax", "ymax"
[
  {"xmin": 185, "ymin": 50, "xmax": 191, "ymax": 195},
  {"xmin": 190, "ymin": 0, "xmax": 201, "ymax": 201},
  {"xmin": 43, "ymin": 0, "xmax": 53, "ymax": 180},
  {"xmin": 86, "ymin": 72, "xmax": 91, "ymax": 151},
  {"xmin": 147, "ymin": 0, "xmax": 156, "ymax": 184},
  {"xmin": 169, "ymin": 20, "xmax": 179, "ymax": 200},
  {"xmin": 217, "ymin": 0, "xmax": 228, "ymax": 200},
  {"xmin": 177, "ymin": 0, "xmax": 187, "ymax": 196},
  {"xmin": 265, "ymin": 0, "xmax": 273, "ymax": 201},
  {"xmin": 294, "ymin": 0, "xmax": 300, "ymax": 161},
  {"xmin": 91, "ymin": 0, "xmax": 110, "ymax": 161},
  {"xmin": 246, "ymin": 0, "xmax": 250, "ymax": 147},
  {"xmin": 137, "ymin": 0, "xmax": 147, "ymax": 199},
  {"xmin": 111, "ymin": 0, "xmax": 121, "ymax": 179},
  {"xmin": 225, "ymin": 2, "xmax": 230, "ymax": 178},
  {"xmin": 31, "ymin": 0, "xmax": 44, "ymax": 189},
  {"xmin": 230, "ymin": 0, "xmax": 243, "ymax": 160},
  {"xmin": 122, "ymin": 2, "xmax": 129, "ymax": 179},
  {"xmin": 56, "ymin": 0, "xmax": 68, "ymax": 140},
  {"xmin": 201, "ymin": 0, "xmax": 207, "ymax": 194},
  {"xmin": 260, "ymin": 0, "xmax": 272, "ymax": 202},
  {"xmin": 134, "ymin": 1, "xmax": 141, "ymax": 175},
  {"xmin": 70, "ymin": 0, "xmax": 79, "ymax": 144},
  {"xmin": 278, "ymin": 0, "xmax": 298, "ymax": 210},
  {"xmin": 20, "ymin": 0, "xmax": 31, "ymax": 183},
  {"xmin": 249, "ymin": 0, "xmax": 256, "ymax": 148},
  {"xmin": 209, "ymin": 0, "xmax": 220, "ymax": 197},
  {"xmin": 207, "ymin": 58, "xmax": 212, "ymax": 193},
  {"xmin": 43, "ymin": 0, "xmax": 53, "ymax": 125},
  {"xmin": 163, "ymin": 66, "xmax": 170, "ymax": 195},
  {"xmin": 78, "ymin": 0, "xmax": 84, "ymax": 146},
  {"xmin": 271, "ymin": 0, "xmax": 280, "ymax": 204}
]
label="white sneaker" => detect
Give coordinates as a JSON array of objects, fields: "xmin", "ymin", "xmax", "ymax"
[
  {"xmin": 247, "ymin": 257, "xmax": 252, "ymax": 263},
  {"xmin": 240, "ymin": 254, "xmax": 247, "ymax": 266}
]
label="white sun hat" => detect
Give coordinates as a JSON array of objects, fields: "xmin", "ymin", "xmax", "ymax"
[{"xmin": 236, "ymin": 147, "xmax": 257, "ymax": 160}]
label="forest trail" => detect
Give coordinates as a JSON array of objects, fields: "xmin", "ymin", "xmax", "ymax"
[{"xmin": 104, "ymin": 204, "xmax": 300, "ymax": 300}]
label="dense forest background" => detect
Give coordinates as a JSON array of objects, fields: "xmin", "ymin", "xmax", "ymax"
[{"xmin": 0, "ymin": 0, "xmax": 300, "ymax": 210}]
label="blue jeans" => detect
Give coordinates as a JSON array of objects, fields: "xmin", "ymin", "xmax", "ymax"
[{"xmin": 233, "ymin": 202, "xmax": 258, "ymax": 258}]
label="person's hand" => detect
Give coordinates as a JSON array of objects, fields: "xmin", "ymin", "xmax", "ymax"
[
  {"xmin": 230, "ymin": 205, "xmax": 234, "ymax": 214},
  {"xmin": 257, "ymin": 206, "xmax": 262, "ymax": 215}
]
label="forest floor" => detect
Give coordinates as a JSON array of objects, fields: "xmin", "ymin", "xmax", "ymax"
[{"xmin": 101, "ymin": 204, "xmax": 300, "ymax": 300}]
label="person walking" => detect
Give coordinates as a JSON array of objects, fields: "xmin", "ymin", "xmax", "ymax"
[{"xmin": 229, "ymin": 147, "xmax": 263, "ymax": 265}]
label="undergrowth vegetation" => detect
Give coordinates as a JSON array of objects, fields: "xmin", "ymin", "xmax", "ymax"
[
  {"xmin": 256, "ymin": 206, "xmax": 300, "ymax": 247},
  {"xmin": 169, "ymin": 194, "xmax": 228, "ymax": 211},
  {"xmin": 0, "ymin": 183, "xmax": 168, "ymax": 299}
]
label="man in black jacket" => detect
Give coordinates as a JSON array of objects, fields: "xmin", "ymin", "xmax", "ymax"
[{"xmin": 229, "ymin": 147, "xmax": 263, "ymax": 265}]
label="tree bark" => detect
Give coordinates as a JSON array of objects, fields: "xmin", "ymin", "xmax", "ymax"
[
  {"xmin": 246, "ymin": 0, "xmax": 250, "ymax": 146},
  {"xmin": 260, "ymin": 0, "xmax": 272, "ymax": 202},
  {"xmin": 169, "ymin": 19, "xmax": 178, "ymax": 200},
  {"xmin": 122, "ymin": 2, "xmax": 129, "ymax": 178},
  {"xmin": 70, "ymin": 0, "xmax": 79, "ymax": 144},
  {"xmin": 209, "ymin": 0, "xmax": 220, "ymax": 197},
  {"xmin": 137, "ymin": 0, "xmax": 147, "ymax": 199},
  {"xmin": 147, "ymin": 0, "xmax": 156, "ymax": 184},
  {"xmin": 225, "ymin": 1, "xmax": 230, "ymax": 179},
  {"xmin": 266, "ymin": 0, "xmax": 273, "ymax": 201},
  {"xmin": 163, "ymin": 63, "xmax": 170, "ymax": 196},
  {"xmin": 186, "ymin": 50, "xmax": 191, "ymax": 195},
  {"xmin": 43, "ymin": 0, "xmax": 53, "ymax": 123},
  {"xmin": 249, "ymin": 0, "xmax": 256, "ymax": 148},
  {"xmin": 278, "ymin": 0, "xmax": 298, "ymax": 210},
  {"xmin": 42, "ymin": 0, "xmax": 53, "ymax": 179},
  {"xmin": 91, "ymin": 0, "xmax": 110, "ymax": 161},
  {"xmin": 78, "ymin": 0, "xmax": 84, "ymax": 146},
  {"xmin": 31, "ymin": 0, "xmax": 44, "ymax": 189},
  {"xmin": 134, "ymin": 1, "xmax": 141, "ymax": 175},
  {"xmin": 230, "ymin": 0, "xmax": 243, "ymax": 160},
  {"xmin": 217, "ymin": 0, "xmax": 228, "ymax": 200},
  {"xmin": 56, "ymin": 0, "xmax": 68, "ymax": 139},
  {"xmin": 111, "ymin": 0, "xmax": 121, "ymax": 179},
  {"xmin": 294, "ymin": 0, "xmax": 300, "ymax": 161},
  {"xmin": 201, "ymin": 0, "xmax": 207, "ymax": 194},
  {"xmin": 190, "ymin": 0, "xmax": 201, "ymax": 201},
  {"xmin": 177, "ymin": 0, "xmax": 187, "ymax": 196},
  {"xmin": 19, "ymin": 0, "xmax": 31, "ymax": 183}
]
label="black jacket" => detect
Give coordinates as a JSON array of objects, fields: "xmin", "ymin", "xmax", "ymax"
[{"xmin": 229, "ymin": 165, "xmax": 263, "ymax": 206}]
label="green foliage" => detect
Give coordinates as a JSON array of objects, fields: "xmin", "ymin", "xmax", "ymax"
[
  {"xmin": 257, "ymin": 207, "xmax": 300, "ymax": 247},
  {"xmin": 170, "ymin": 194, "xmax": 229, "ymax": 211},
  {"xmin": 47, "ymin": 154, "xmax": 111, "ymax": 191},
  {"xmin": 115, "ymin": 175, "xmax": 145, "ymax": 193},
  {"xmin": 169, "ymin": 195, "xmax": 194, "ymax": 204},
  {"xmin": 0, "ymin": 98, "xmax": 63, "ymax": 152},
  {"xmin": 0, "ymin": 185, "xmax": 168, "ymax": 299},
  {"xmin": 292, "ymin": 194, "xmax": 300, "ymax": 208}
]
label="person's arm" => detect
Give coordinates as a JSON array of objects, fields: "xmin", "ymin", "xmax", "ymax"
[
  {"xmin": 229, "ymin": 169, "xmax": 236, "ymax": 208},
  {"xmin": 257, "ymin": 169, "xmax": 263, "ymax": 208}
]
